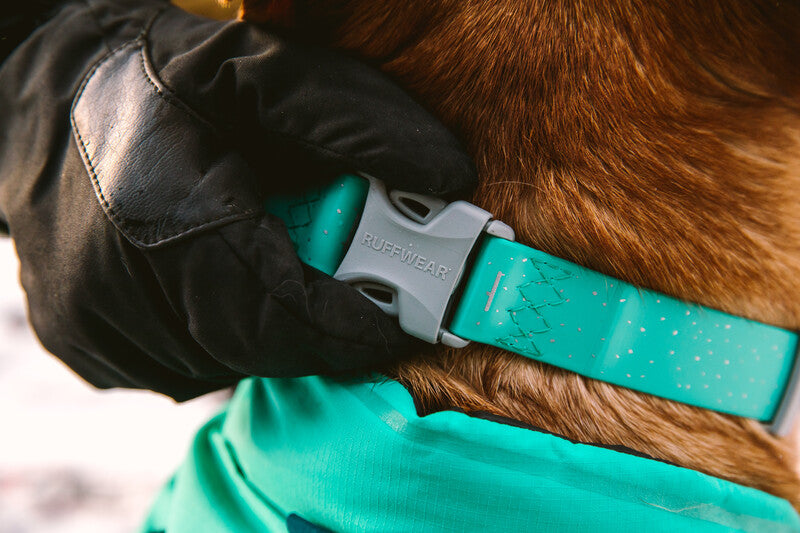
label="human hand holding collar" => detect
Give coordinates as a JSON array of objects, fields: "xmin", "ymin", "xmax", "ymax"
[{"xmin": 0, "ymin": 0, "xmax": 476, "ymax": 399}]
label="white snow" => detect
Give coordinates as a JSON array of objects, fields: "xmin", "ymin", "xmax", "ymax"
[{"xmin": 0, "ymin": 239, "xmax": 227, "ymax": 533}]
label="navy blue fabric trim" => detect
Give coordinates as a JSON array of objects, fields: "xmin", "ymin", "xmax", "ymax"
[{"xmin": 287, "ymin": 513, "xmax": 333, "ymax": 533}]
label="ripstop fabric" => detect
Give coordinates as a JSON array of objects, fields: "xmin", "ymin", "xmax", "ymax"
[{"xmin": 141, "ymin": 375, "xmax": 800, "ymax": 532}]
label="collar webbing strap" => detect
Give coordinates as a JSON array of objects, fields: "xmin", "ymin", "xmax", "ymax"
[
  {"xmin": 265, "ymin": 175, "xmax": 800, "ymax": 429},
  {"xmin": 449, "ymin": 237, "xmax": 797, "ymax": 422}
]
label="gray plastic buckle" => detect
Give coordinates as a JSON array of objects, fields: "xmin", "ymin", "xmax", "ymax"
[
  {"xmin": 763, "ymin": 340, "xmax": 800, "ymax": 436},
  {"xmin": 335, "ymin": 176, "xmax": 514, "ymax": 347}
]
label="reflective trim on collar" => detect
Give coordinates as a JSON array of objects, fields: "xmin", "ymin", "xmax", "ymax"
[{"xmin": 450, "ymin": 237, "xmax": 797, "ymax": 422}]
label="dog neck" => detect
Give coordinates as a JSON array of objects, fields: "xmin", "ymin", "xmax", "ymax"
[
  {"xmin": 240, "ymin": 0, "xmax": 800, "ymax": 508},
  {"xmin": 253, "ymin": 0, "xmax": 800, "ymax": 331}
]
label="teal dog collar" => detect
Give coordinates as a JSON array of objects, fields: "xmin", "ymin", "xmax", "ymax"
[{"xmin": 266, "ymin": 175, "xmax": 800, "ymax": 434}]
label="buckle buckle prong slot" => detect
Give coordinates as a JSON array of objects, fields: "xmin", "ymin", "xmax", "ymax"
[{"xmin": 334, "ymin": 176, "xmax": 514, "ymax": 347}]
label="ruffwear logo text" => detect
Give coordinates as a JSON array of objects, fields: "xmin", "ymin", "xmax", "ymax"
[{"xmin": 360, "ymin": 232, "xmax": 451, "ymax": 281}]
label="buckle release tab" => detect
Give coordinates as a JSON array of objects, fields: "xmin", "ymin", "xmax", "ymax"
[{"xmin": 335, "ymin": 177, "xmax": 513, "ymax": 347}]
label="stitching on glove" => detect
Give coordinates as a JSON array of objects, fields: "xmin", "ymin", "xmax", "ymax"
[{"xmin": 71, "ymin": 36, "xmax": 260, "ymax": 249}]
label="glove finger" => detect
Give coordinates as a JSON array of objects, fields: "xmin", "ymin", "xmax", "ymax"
[
  {"xmin": 144, "ymin": 212, "xmax": 418, "ymax": 377},
  {"xmin": 147, "ymin": 7, "xmax": 478, "ymax": 197}
]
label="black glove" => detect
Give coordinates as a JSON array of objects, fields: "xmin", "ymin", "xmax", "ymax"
[{"xmin": 0, "ymin": 0, "xmax": 476, "ymax": 400}]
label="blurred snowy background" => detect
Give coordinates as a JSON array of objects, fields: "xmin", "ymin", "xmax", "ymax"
[
  {"xmin": 0, "ymin": 239, "xmax": 227, "ymax": 533},
  {"xmin": 0, "ymin": 5, "xmax": 239, "ymax": 532}
]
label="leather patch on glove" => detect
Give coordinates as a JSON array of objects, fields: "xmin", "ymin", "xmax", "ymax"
[{"xmin": 71, "ymin": 40, "xmax": 261, "ymax": 249}]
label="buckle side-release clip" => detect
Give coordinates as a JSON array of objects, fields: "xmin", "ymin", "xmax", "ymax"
[{"xmin": 335, "ymin": 177, "xmax": 514, "ymax": 347}]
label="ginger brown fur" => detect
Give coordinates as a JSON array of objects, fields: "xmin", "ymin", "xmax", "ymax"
[{"xmin": 239, "ymin": 0, "xmax": 800, "ymax": 506}]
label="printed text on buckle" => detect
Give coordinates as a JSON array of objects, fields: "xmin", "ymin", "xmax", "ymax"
[{"xmin": 359, "ymin": 232, "xmax": 452, "ymax": 281}]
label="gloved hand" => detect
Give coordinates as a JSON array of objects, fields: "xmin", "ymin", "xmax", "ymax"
[{"xmin": 0, "ymin": 0, "xmax": 476, "ymax": 400}]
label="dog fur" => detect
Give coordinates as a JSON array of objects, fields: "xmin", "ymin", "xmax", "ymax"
[{"xmin": 235, "ymin": 0, "xmax": 800, "ymax": 508}]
